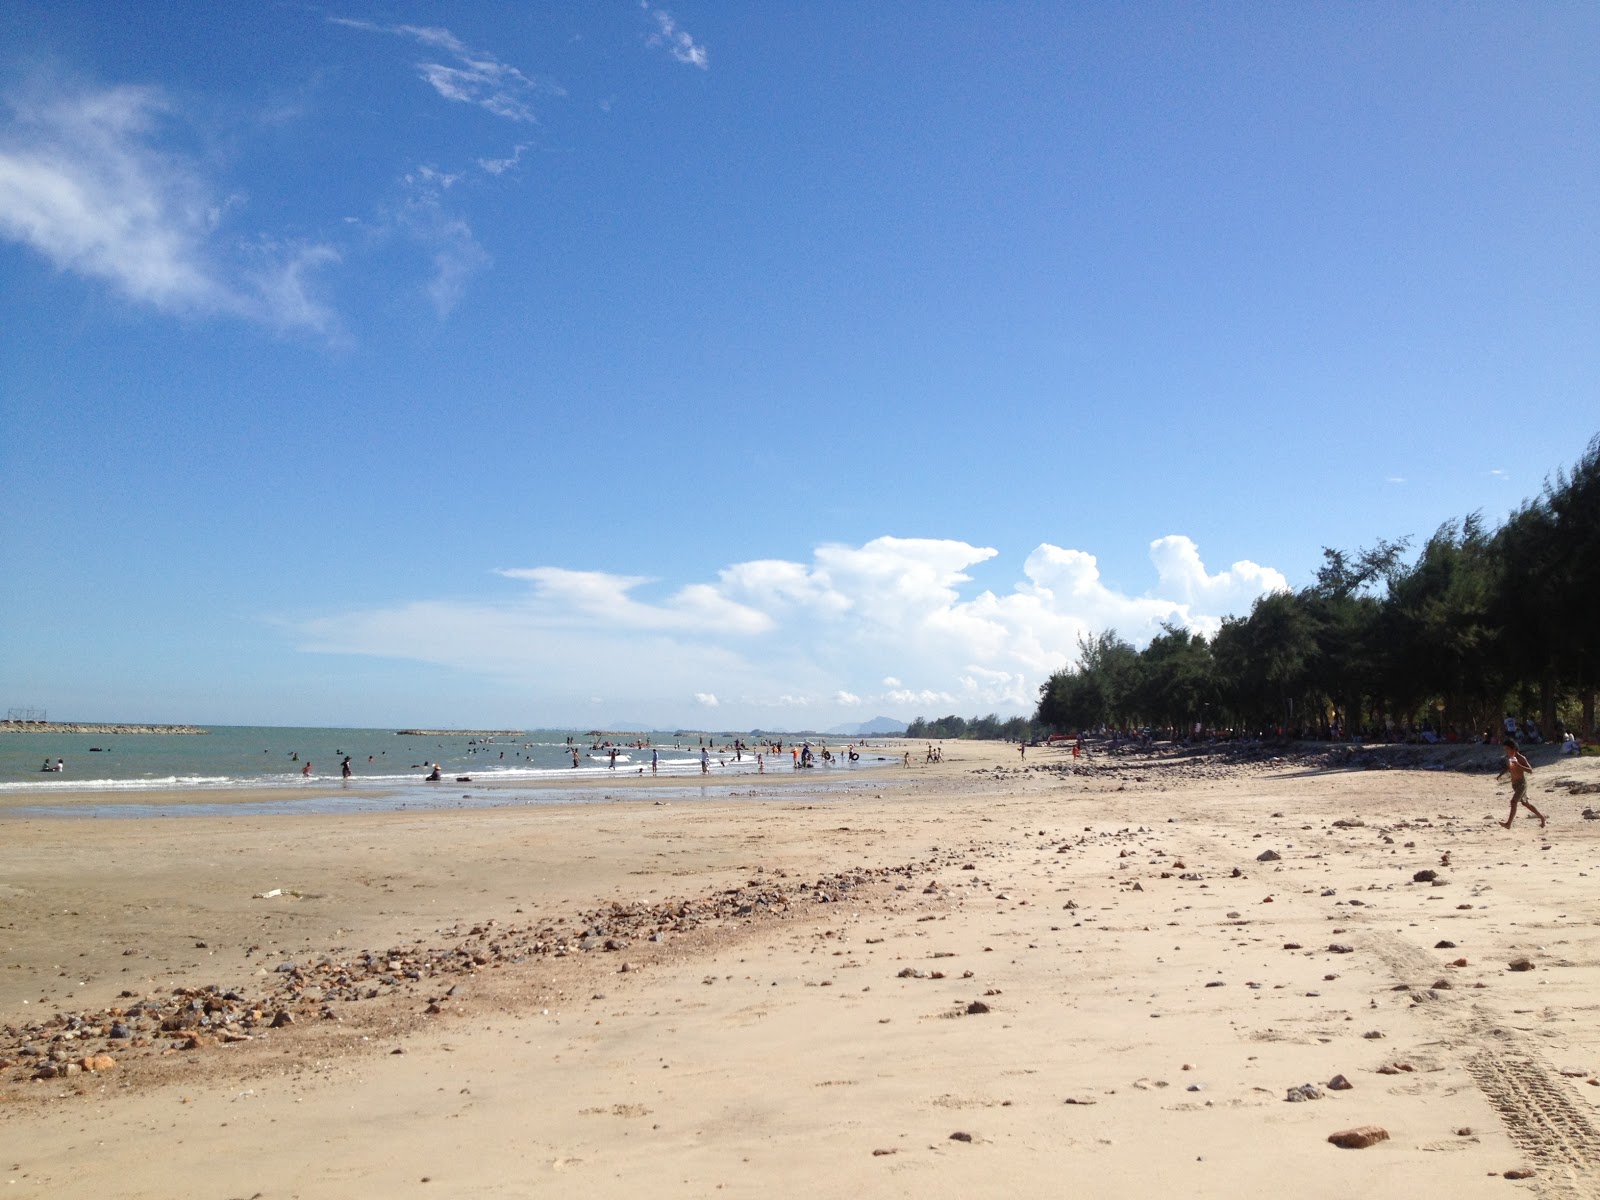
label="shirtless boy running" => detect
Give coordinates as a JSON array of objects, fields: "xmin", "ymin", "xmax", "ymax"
[{"xmin": 1496, "ymin": 738, "xmax": 1545, "ymax": 829}]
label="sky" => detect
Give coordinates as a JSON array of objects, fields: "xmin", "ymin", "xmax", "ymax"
[{"xmin": 1, "ymin": 2, "xmax": 1596, "ymax": 731}]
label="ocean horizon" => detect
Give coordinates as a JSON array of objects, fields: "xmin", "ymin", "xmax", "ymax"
[{"xmin": 0, "ymin": 725, "xmax": 903, "ymax": 794}]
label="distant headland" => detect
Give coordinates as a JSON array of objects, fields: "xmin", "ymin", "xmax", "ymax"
[
  {"xmin": 0, "ymin": 721, "xmax": 209, "ymax": 735},
  {"xmin": 394, "ymin": 729, "xmax": 525, "ymax": 737}
]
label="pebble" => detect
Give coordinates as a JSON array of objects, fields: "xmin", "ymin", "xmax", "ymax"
[{"xmin": 1327, "ymin": 1126, "xmax": 1389, "ymax": 1149}]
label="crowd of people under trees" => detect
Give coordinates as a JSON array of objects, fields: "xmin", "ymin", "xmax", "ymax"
[{"xmin": 1031, "ymin": 436, "xmax": 1599, "ymax": 745}]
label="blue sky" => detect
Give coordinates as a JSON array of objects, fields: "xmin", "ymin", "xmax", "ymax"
[{"xmin": 2, "ymin": 2, "xmax": 1596, "ymax": 730}]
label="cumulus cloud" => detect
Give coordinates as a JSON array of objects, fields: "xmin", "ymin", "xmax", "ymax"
[
  {"xmin": 0, "ymin": 81, "xmax": 337, "ymax": 333},
  {"xmin": 642, "ymin": 4, "xmax": 710, "ymax": 69},
  {"xmin": 694, "ymin": 692, "xmax": 719, "ymax": 707},
  {"xmin": 289, "ymin": 533, "xmax": 1287, "ymax": 726},
  {"xmin": 330, "ymin": 19, "xmax": 562, "ymax": 121}
]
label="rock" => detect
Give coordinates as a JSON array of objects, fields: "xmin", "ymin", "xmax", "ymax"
[
  {"xmin": 897, "ymin": 967, "xmax": 925, "ymax": 979},
  {"xmin": 966, "ymin": 1001, "xmax": 991, "ymax": 1015},
  {"xmin": 270, "ymin": 1010, "xmax": 295, "ymax": 1028},
  {"xmin": 1504, "ymin": 1169, "xmax": 1535, "ymax": 1180},
  {"xmin": 1285, "ymin": 1084, "xmax": 1324, "ymax": 1102},
  {"xmin": 1328, "ymin": 944, "xmax": 1354, "ymax": 954},
  {"xmin": 1434, "ymin": 940, "xmax": 1457, "ymax": 949},
  {"xmin": 81, "ymin": 1055, "xmax": 116, "ymax": 1071},
  {"xmin": 1283, "ymin": 942, "xmax": 1303, "ymax": 950},
  {"xmin": 1508, "ymin": 958, "xmax": 1535, "ymax": 972},
  {"xmin": 1327, "ymin": 1074, "xmax": 1352, "ymax": 1090},
  {"xmin": 1328, "ymin": 1126, "xmax": 1389, "ymax": 1149},
  {"xmin": 949, "ymin": 1131, "xmax": 973, "ymax": 1143},
  {"xmin": 1412, "ymin": 870, "xmax": 1437, "ymax": 883},
  {"xmin": 1257, "ymin": 850, "xmax": 1281, "ymax": 862}
]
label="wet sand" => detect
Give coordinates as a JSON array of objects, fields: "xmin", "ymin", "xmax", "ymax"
[{"xmin": 3, "ymin": 740, "xmax": 1599, "ymax": 1198}]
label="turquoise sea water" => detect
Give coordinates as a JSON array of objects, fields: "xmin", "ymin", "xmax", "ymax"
[{"xmin": 0, "ymin": 726, "xmax": 894, "ymax": 794}]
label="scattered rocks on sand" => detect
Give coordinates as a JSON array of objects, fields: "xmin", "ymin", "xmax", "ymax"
[{"xmin": 1285, "ymin": 1084, "xmax": 1324, "ymax": 1102}]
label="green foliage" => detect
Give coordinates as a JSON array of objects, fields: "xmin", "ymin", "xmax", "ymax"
[
  {"xmin": 1031, "ymin": 436, "xmax": 1600, "ymax": 736},
  {"xmin": 905, "ymin": 713, "xmax": 1033, "ymax": 741}
]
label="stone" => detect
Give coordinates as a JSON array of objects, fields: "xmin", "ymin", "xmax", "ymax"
[
  {"xmin": 1412, "ymin": 870, "xmax": 1437, "ymax": 883},
  {"xmin": 1328, "ymin": 944, "xmax": 1354, "ymax": 954},
  {"xmin": 1285, "ymin": 1084, "xmax": 1323, "ymax": 1102},
  {"xmin": 1508, "ymin": 958, "xmax": 1535, "ymax": 972},
  {"xmin": 270, "ymin": 1010, "xmax": 294, "ymax": 1028},
  {"xmin": 966, "ymin": 1001, "xmax": 991, "ymax": 1015},
  {"xmin": 1327, "ymin": 1126, "xmax": 1389, "ymax": 1149},
  {"xmin": 1327, "ymin": 1074, "xmax": 1352, "ymax": 1090},
  {"xmin": 949, "ymin": 1131, "xmax": 973, "ymax": 1143},
  {"xmin": 1434, "ymin": 940, "xmax": 1457, "ymax": 949},
  {"xmin": 1257, "ymin": 850, "xmax": 1281, "ymax": 862},
  {"xmin": 1503, "ymin": 1169, "xmax": 1535, "ymax": 1180},
  {"xmin": 81, "ymin": 1055, "xmax": 116, "ymax": 1071}
]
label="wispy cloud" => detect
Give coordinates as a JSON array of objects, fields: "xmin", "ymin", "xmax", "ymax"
[
  {"xmin": 642, "ymin": 4, "xmax": 710, "ymax": 69},
  {"xmin": 0, "ymin": 80, "xmax": 338, "ymax": 334},
  {"xmin": 331, "ymin": 18, "xmax": 563, "ymax": 121},
  {"xmin": 290, "ymin": 533, "xmax": 1288, "ymax": 725},
  {"xmin": 477, "ymin": 143, "xmax": 529, "ymax": 176},
  {"xmin": 381, "ymin": 167, "xmax": 490, "ymax": 317},
  {"xmin": 1386, "ymin": 475, "xmax": 1406, "ymax": 485}
]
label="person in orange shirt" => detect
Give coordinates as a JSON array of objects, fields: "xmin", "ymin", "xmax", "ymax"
[{"xmin": 1496, "ymin": 738, "xmax": 1545, "ymax": 829}]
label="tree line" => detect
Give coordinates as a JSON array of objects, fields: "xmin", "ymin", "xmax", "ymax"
[
  {"xmin": 1035, "ymin": 435, "xmax": 1599, "ymax": 742},
  {"xmin": 905, "ymin": 713, "xmax": 1034, "ymax": 742}
]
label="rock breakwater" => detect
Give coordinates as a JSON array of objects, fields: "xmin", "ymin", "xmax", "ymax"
[{"xmin": 0, "ymin": 722, "xmax": 208, "ymax": 735}]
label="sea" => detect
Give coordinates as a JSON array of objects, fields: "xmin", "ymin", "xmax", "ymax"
[{"xmin": 0, "ymin": 726, "xmax": 898, "ymax": 814}]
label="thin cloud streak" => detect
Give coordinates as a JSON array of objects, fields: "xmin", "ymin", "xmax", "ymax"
[{"xmin": 330, "ymin": 18, "xmax": 563, "ymax": 121}]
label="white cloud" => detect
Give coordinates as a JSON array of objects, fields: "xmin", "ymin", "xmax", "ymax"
[
  {"xmin": 642, "ymin": 4, "xmax": 710, "ymax": 69},
  {"xmin": 330, "ymin": 19, "xmax": 562, "ymax": 121},
  {"xmin": 693, "ymin": 692, "xmax": 719, "ymax": 707},
  {"xmin": 478, "ymin": 144, "xmax": 529, "ymax": 176},
  {"xmin": 290, "ymin": 533, "xmax": 1288, "ymax": 727},
  {"xmin": 0, "ymin": 82, "xmax": 337, "ymax": 333}
]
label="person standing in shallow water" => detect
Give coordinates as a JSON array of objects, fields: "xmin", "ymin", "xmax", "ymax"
[{"xmin": 1497, "ymin": 738, "xmax": 1545, "ymax": 829}]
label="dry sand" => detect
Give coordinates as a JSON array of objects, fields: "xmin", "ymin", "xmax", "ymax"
[{"xmin": 4, "ymin": 740, "xmax": 1600, "ymax": 1198}]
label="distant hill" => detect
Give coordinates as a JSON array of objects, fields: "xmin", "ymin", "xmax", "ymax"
[{"xmin": 825, "ymin": 716, "xmax": 908, "ymax": 737}]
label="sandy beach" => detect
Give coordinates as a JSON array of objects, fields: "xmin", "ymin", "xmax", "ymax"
[{"xmin": 4, "ymin": 739, "xmax": 1600, "ymax": 1198}]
